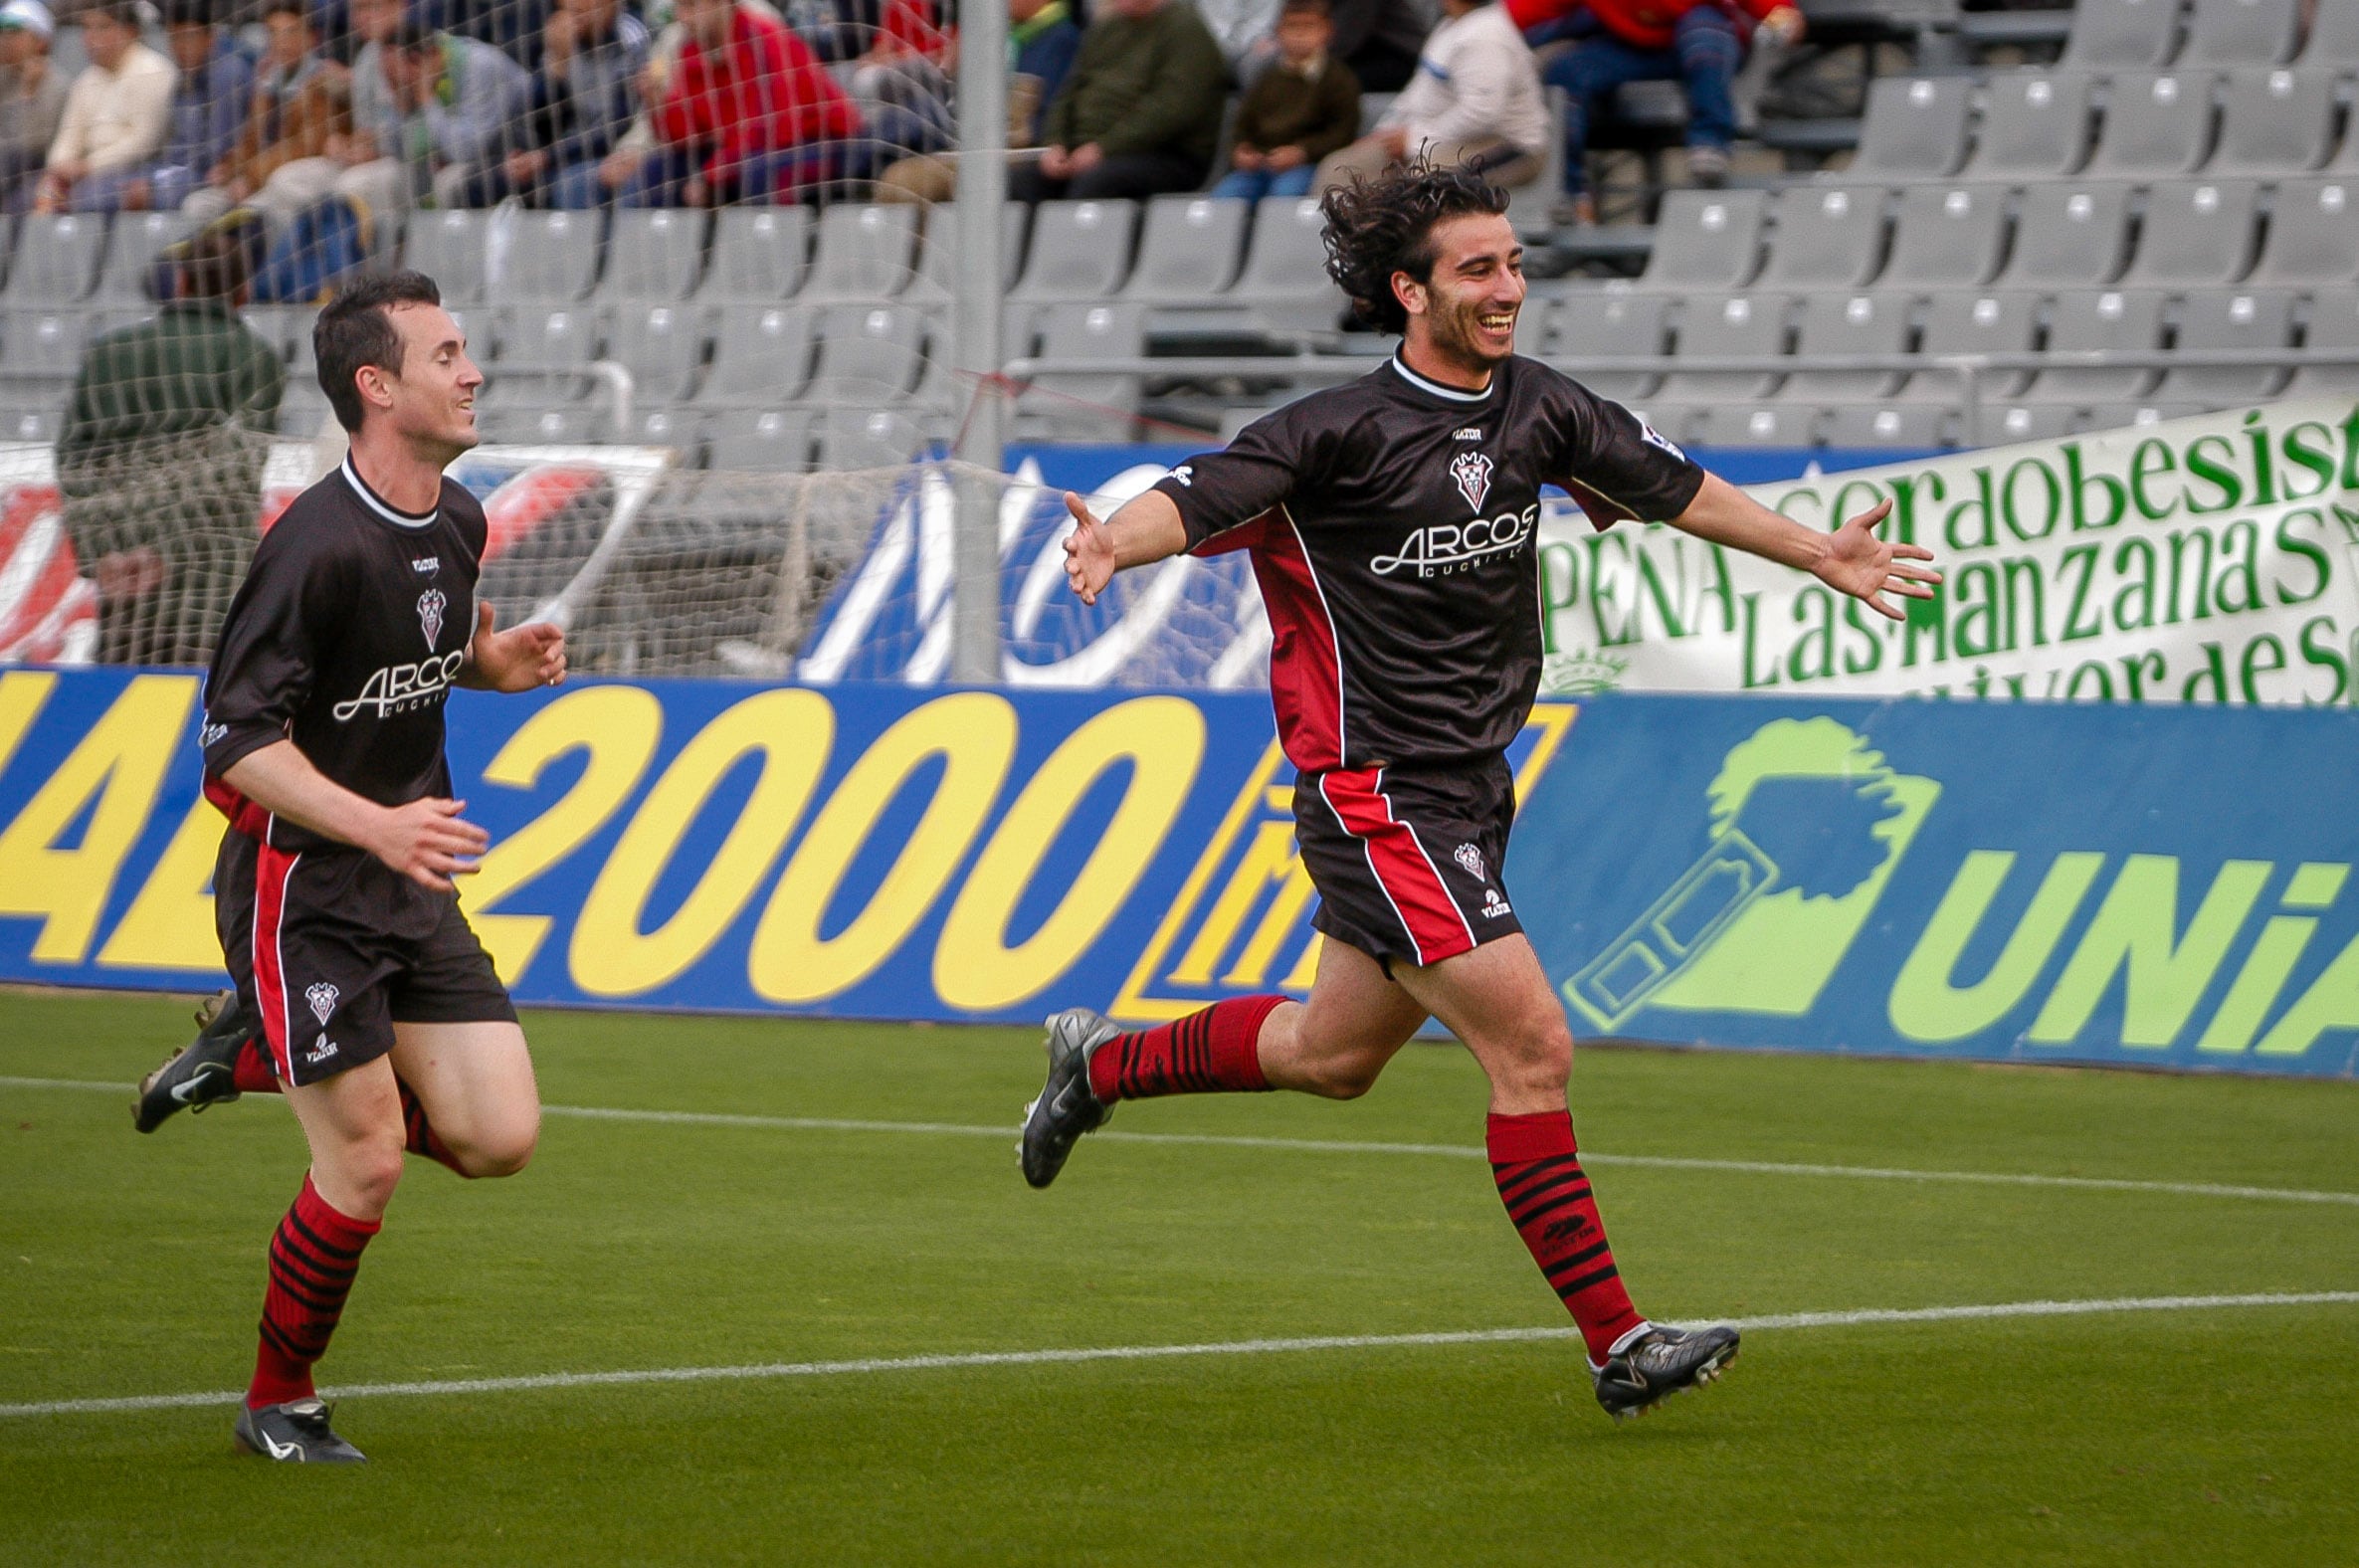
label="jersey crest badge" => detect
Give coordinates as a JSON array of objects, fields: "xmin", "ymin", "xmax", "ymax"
[
  {"xmin": 1454, "ymin": 843, "xmax": 1485, "ymax": 881},
  {"xmin": 417, "ymin": 588, "xmax": 448, "ymax": 651},
  {"xmin": 1639, "ymin": 421, "xmax": 1687, "ymax": 462},
  {"xmin": 305, "ymin": 983, "xmax": 338, "ymax": 1026},
  {"xmin": 1450, "ymin": 451, "xmax": 1493, "ymax": 513}
]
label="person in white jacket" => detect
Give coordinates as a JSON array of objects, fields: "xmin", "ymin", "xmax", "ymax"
[
  {"xmin": 34, "ymin": 0, "xmax": 175, "ymax": 213},
  {"xmin": 1315, "ymin": 0, "xmax": 1542, "ymax": 193}
]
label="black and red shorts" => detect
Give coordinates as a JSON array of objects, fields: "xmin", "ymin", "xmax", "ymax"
[
  {"xmin": 1294, "ymin": 756, "xmax": 1522, "ymax": 973},
  {"xmin": 214, "ymin": 832, "xmax": 516, "ymax": 1088}
]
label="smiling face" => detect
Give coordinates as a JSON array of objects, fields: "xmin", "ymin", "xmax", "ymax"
[
  {"xmin": 358, "ymin": 302, "xmax": 482, "ymax": 461},
  {"xmin": 1396, "ymin": 212, "xmax": 1525, "ymax": 377}
]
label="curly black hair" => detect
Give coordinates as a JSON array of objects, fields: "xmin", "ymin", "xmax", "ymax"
[{"xmin": 1319, "ymin": 158, "xmax": 1512, "ymax": 336}]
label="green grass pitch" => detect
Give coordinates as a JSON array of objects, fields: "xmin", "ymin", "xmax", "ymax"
[{"xmin": 3, "ymin": 988, "xmax": 2357, "ymax": 1566}]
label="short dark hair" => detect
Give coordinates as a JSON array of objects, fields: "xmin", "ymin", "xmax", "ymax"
[
  {"xmin": 1278, "ymin": 0, "xmax": 1331, "ymax": 17},
  {"xmin": 390, "ymin": 14, "xmax": 440, "ymax": 51},
  {"xmin": 1319, "ymin": 157, "xmax": 1512, "ymax": 335},
  {"xmin": 314, "ymin": 271, "xmax": 443, "ymax": 434},
  {"xmin": 162, "ymin": 0, "xmax": 217, "ymax": 28},
  {"xmin": 177, "ymin": 225, "xmax": 248, "ymax": 301},
  {"xmin": 260, "ymin": 0, "xmax": 308, "ymax": 21},
  {"xmin": 84, "ymin": 1, "xmax": 140, "ymax": 28}
]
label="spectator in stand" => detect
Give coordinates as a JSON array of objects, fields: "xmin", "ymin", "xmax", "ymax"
[
  {"xmin": 874, "ymin": 0, "xmax": 1079, "ymax": 205},
  {"xmin": 1213, "ymin": 0, "xmax": 1358, "ymax": 202},
  {"xmin": 1316, "ymin": 0, "xmax": 1541, "ymax": 194},
  {"xmin": 1011, "ymin": 0, "xmax": 1228, "ymax": 204},
  {"xmin": 844, "ymin": 0, "xmax": 955, "ymax": 164},
  {"xmin": 426, "ymin": 0, "xmax": 557, "ymax": 68},
  {"xmin": 359, "ymin": 16, "xmax": 530, "ymax": 209},
  {"xmin": 33, "ymin": 1, "xmax": 175, "ymax": 214},
  {"xmin": 129, "ymin": 0, "xmax": 256, "ymax": 214},
  {"xmin": 184, "ymin": 0, "xmax": 348, "ymax": 225},
  {"xmin": 1198, "ymin": 0, "xmax": 1280, "ymax": 66},
  {"xmin": 491, "ymin": 0, "xmax": 649, "ymax": 206},
  {"xmin": 0, "ymin": 0, "xmax": 66, "ymax": 210},
  {"xmin": 611, "ymin": 0, "xmax": 859, "ymax": 206},
  {"xmin": 1523, "ymin": 0, "xmax": 1804, "ymax": 225},
  {"xmin": 1325, "ymin": 0, "xmax": 1431, "ymax": 94}
]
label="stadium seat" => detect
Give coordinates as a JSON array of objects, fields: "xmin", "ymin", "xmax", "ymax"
[
  {"xmin": 1, "ymin": 215, "xmax": 103, "ymax": 305},
  {"xmin": 1897, "ymin": 292, "xmax": 2043, "ymax": 402},
  {"xmin": 704, "ymin": 407, "xmax": 816, "ymax": 471},
  {"xmin": 2028, "ymin": 288, "xmax": 2169, "ymax": 402},
  {"xmin": 1657, "ymin": 293, "xmax": 1788, "ymax": 401},
  {"xmin": 95, "ymin": 212, "xmax": 189, "ymax": 304},
  {"xmin": 478, "ymin": 404, "xmax": 607, "ymax": 443},
  {"xmin": 605, "ymin": 303, "xmax": 708, "ymax": 405},
  {"xmin": 2300, "ymin": 0, "xmax": 2359, "ymax": 66},
  {"xmin": 630, "ymin": 406, "xmax": 700, "ymax": 457},
  {"xmin": 1011, "ymin": 200, "xmax": 1139, "ymax": 300},
  {"xmin": 241, "ymin": 303, "xmax": 309, "ymax": 370},
  {"xmin": 1545, "ymin": 289, "xmax": 1669, "ymax": 401},
  {"xmin": 485, "ymin": 306, "xmax": 601, "ymax": 415},
  {"xmin": 0, "ymin": 407, "xmax": 60, "ymax": 441},
  {"xmin": 1634, "ymin": 190, "xmax": 1768, "ymax": 293},
  {"xmin": 2159, "ymin": 287, "xmax": 2294, "ymax": 402},
  {"xmin": 1997, "ymin": 184, "xmax": 2133, "ymax": 288},
  {"xmin": 2249, "ymin": 177, "xmax": 2359, "ymax": 286},
  {"xmin": 598, "ymin": 209, "xmax": 705, "ymax": 302},
  {"xmin": 1958, "ymin": 71, "xmax": 2095, "ymax": 181},
  {"xmin": 1840, "ymin": 77, "xmax": 1972, "ymax": 179},
  {"xmin": 275, "ymin": 382, "xmax": 334, "ymax": 436},
  {"xmin": 703, "ymin": 206, "xmax": 814, "ymax": 302},
  {"xmin": 1883, "ymin": 186, "xmax": 2009, "ymax": 288},
  {"xmin": 901, "ymin": 204, "xmax": 1032, "ymax": 307},
  {"xmin": 1123, "ymin": 196, "xmax": 1250, "ymax": 301},
  {"xmin": 2083, "ymin": 71, "xmax": 2220, "ymax": 180},
  {"xmin": 694, "ymin": 304, "xmax": 818, "ymax": 405},
  {"xmin": 1689, "ymin": 404, "xmax": 1817, "ymax": 449},
  {"xmin": 1786, "ymin": 293, "xmax": 1910, "ymax": 401},
  {"xmin": 2119, "ymin": 178, "xmax": 2260, "ymax": 287},
  {"xmin": 1756, "ymin": 187, "xmax": 1887, "ymax": 291},
  {"xmin": 1979, "ymin": 403, "xmax": 2075, "ymax": 443},
  {"xmin": 2180, "ymin": 0, "xmax": 2300, "ymax": 66},
  {"xmin": 816, "ymin": 406, "xmax": 937, "ymax": 469},
  {"xmin": 1232, "ymin": 195, "xmax": 1349, "ymax": 331},
  {"xmin": 800, "ymin": 203, "xmax": 920, "ymax": 302},
  {"xmin": 1, "ymin": 309, "xmax": 87, "ymax": 378},
  {"xmin": 1016, "ymin": 301, "xmax": 1147, "ymax": 440},
  {"xmin": 2207, "ymin": 67, "xmax": 2336, "ymax": 172},
  {"xmin": 2288, "ymin": 285, "xmax": 2359, "ymax": 395},
  {"xmin": 490, "ymin": 210, "xmax": 601, "ymax": 301},
  {"xmin": 404, "ymin": 209, "xmax": 490, "ymax": 307},
  {"xmin": 1823, "ymin": 405, "xmax": 1951, "ymax": 449},
  {"xmin": 2061, "ymin": 0, "xmax": 2184, "ymax": 69},
  {"xmin": 796, "ymin": 303, "xmax": 927, "ymax": 404}
]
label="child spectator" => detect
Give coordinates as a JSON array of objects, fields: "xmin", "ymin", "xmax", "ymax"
[{"xmin": 1213, "ymin": 0, "xmax": 1359, "ymax": 202}]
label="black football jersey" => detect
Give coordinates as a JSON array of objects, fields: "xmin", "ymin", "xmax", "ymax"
[
  {"xmin": 200, "ymin": 456, "xmax": 488, "ymax": 852},
  {"xmin": 1153, "ymin": 354, "xmax": 1706, "ymax": 772}
]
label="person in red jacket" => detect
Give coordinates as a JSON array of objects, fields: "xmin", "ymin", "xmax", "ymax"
[
  {"xmin": 623, "ymin": 0, "xmax": 863, "ymax": 206},
  {"xmin": 1515, "ymin": 0, "xmax": 1801, "ymax": 224}
]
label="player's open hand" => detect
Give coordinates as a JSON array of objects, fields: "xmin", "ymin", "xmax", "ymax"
[
  {"xmin": 369, "ymin": 797, "xmax": 491, "ymax": 893},
  {"xmin": 1062, "ymin": 491, "xmax": 1117, "ymax": 606},
  {"xmin": 469, "ymin": 601, "xmax": 568, "ymax": 691},
  {"xmin": 1811, "ymin": 498, "xmax": 1942, "ymax": 623}
]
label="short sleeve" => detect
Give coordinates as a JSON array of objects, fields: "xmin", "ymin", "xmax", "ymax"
[
  {"xmin": 1539, "ymin": 370, "xmax": 1708, "ymax": 531},
  {"xmin": 200, "ymin": 533, "xmax": 342, "ymax": 779},
  {"xmin": 1152, "ymin": 401, "xmax": 1337, "ymax": 553}
]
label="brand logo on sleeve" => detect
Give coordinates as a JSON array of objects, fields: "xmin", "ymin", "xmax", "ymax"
[
  {"xmin": 1449, "ymin": 450, "xmax": 1493, "ymax": 513},
  {"xmin": 417, "ymin": 588, "xmax": 448, "ymax": 650},
  {"xmin": 1638, "ymin": 421, "xmax": 1686, "ymax": 461}
]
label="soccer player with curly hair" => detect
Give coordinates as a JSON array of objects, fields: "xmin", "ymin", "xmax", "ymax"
[{"xmin": 1023, "ymin": 159, "xmax": 1939, "ymax": 1420}]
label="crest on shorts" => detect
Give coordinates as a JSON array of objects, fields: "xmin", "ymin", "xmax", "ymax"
[
  {"xmin": 305, "ymin": 982, "xmax": 338, "ymax": 1026},
  {"xmin": 417, "ymin": 588, "xmax": 448, "ymax": 651},
  {"xmin": 1450, "ymin": 450, "xmax": 1493, "ymax": 514},
  {"xmin": 1454, "ymin": 842, "xmax": 1485, "ymax": 882}
]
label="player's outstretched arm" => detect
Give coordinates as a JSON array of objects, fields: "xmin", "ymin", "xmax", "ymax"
[
  {"xmin": 460, "ymin": 602, "xmax": 568, "ymax": 691},
  {"xmin": 221, "ymin": 742, "xmax": 490, "ymax": 893},
  {"xmin": 1668, "ymin": 473, "xmax": 1942, "ymax": 623},
  {"xmin": 1063, "ymin": 489, "xmax": 1189, "ymax": 606}
]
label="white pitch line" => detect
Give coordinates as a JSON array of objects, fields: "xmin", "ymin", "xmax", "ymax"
[
  {"xmin": 3, "ymin": 1291, "xmax": 2355, "ymax": 1421},
  {"xmin": 10, "ymin": 1074, "xmax": 2359, "ymax": 1209}
]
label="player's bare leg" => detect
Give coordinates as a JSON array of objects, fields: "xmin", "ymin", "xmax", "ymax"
[
  {"xmin": 1392, "ymin": 933, "xmax": 1739, "ymax": 1420},
  {"xmin": 387, "ymin": 1020, "xmax": 540, "ymax": 1179}
]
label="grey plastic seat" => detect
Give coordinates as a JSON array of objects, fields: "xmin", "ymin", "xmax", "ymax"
[
  {"xmin": 605, "ymin": 303, "xmax": 708, "ymax": 404},
  {"xmin": 488, "ymin": 210, "xmax": 600, "ymax": 301},
  {"xmin": 1823, "ymin": 405, "xmax": 1950, "ymax": 449},
  {"xmin": 2159, "ymin": 287, "xmax": 2294, "ymax": 402},
  {"xmin": 2301, "ymin": 0, "xmax": 2359, "ymax": 65},
  {"xmin": 800, "ymin": 203, "xmax": 920, "ymax": 302},
  {"xmin": 703, "ymin": 207, "xmax": 814, "ymax": 302},
  {"xmin": 1123, "ymin": 196, "xmax": 1249, "ymax": 301},
  {"xmin": 0, "ymin": 406, "xmax": 60, "ymax": 441},
  {"xmin": 817, "ymin": 406, "xmax": 935, "ymax": 469},
  {"xmin": 2084, "ymin": 71, "xmax": 2219, "ymax": 180},
  {"xmin": 694, "ymin": 304, "xmax": 817, "ymax": 405},
  {"xmin": 2075, "ymin": 401, "xmax": 2210, "ymax": 433},
  {"xmin": 1690, "ymin": 404, "xmax": 1817, "ymax": 449},
  {"xmin": 1897, "ymin": 292, "xmax": 2042, "ymax": 403},
  {"xmin": 2029, "ymin": 288, "xmax": 2169, "ymax": 402},
  {"xmin": 1546, "ymin": 289, "xmax": 1668, "ymax": 400},
  {"xmin": 796, "ymin": 303, "xmax": 926, "ymax": 404},
  {"xmin": 2061, "ymin": 0, "xmax": 2183, "ymax": 68},
  {"xmin": 403, "ymin": 209, "xmax": 490, "ymax": 306},
  {"xmin": 1840, "ymin": 77, "xmax": 1971, "ymax": 178},
  {"xmin": 1884, "ymin": 186, "xmax": 2009, "ymax": 288},
  {"xmin": 2207, "ymin": 66, "xmax": 2336, "ymax": 172},
  {"xmin": 598, "ymin": 209, "xmax": 704, "ymax": 301},
  {"xmin": 478, "ymin": 404, "xmax": 606, "ymax": 443},
  {"xmin": 1011, "ymin": 200, "xmax": 1138, "ymax": 300},
  {"xmin": 488, "ymin": 305, "xmax": 599, "ymax": 407},
  {"xmin": 1959, "ymin": 71, "xmax": 2096, "ymax": 181},
  {"xmin": 2120, "ymin": 178, "xmax": 2260, "ymax": 286},
  {"xmin": 1757, "ymin": 187, "xmax": 1886, "ymax": 291},
  {"xmin": 2, "ymin": 309, "xmax": 88, "ymax": 377},
  {"xmin": 1658, "ymin": 294, "xmax": 1788, "ymax": 401},
  {"xmin": 2289, "ymin": 286, "xmax": 2359, "ymax": 395},
  {"xmin": 1233, "ymin": 195, "xmax": 1348, "ymax": 331},
  {"xmin": 1016, "ymin": 301, "xmax": 1147, "ymax": 439},
  {"xmin": 900, "ymin": 205, "xmax": 1033, "ymax": 309},
  {"xmin": 705, "ymin": 407, "xmax": 816, "ymax": 472},
  {"xmin": 630, "ymin": 406, "xmax": 699, "ymax": 456},
  {"xmin": 275, "ymin": 382, "xmax": 334, "ymax": 437},
  {"xmin": 1787, "ymin": 293, "xmax": 1910, "ymax": 401},
  {"xmin": 1635, "ymin": 190, "xmax": 1768, "ymax": 293},
  {"xmin": 2251, "ymin": 177, "xmax": 2359, "ymax": 286},
  {"xmin": 241, "ymin": 303, "xmax": 308, "ymax": 368},
  {"xmin": 2180, "ymin": 0, "xmax": 2299, "ymax": 66},
  {"xmin": 2, "ymin": 215, "xmax": 103, "ymax": 304},
  {"xmin": 1998, "ymin": 184, "xmax": 2133, "ymax": 287},
  {"xmin": 96, "ymin": 212, "xmax": 190, "ymax": 304},
  {"xmin": 1982, "ymin": 404, "xmax": 2077, "ymax": 444}
]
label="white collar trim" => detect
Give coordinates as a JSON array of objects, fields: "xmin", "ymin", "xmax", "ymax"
[
  {"xmin": 341, "ymin": 456, "xmax": 438, "ymax": 529},
  {"xmin": 1389, "ymin": 355, "xmax": 1496, "ymax": 403}
]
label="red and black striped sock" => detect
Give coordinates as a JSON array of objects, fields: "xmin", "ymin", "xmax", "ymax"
[
  {"xmin": 248, "ymin": 1173, "xmax": 380, "ymax": 1410},
  {"xmin": 1487, "ymin": 1110, "xmax": 1646, "ymax": 1364},
  {"xmin": 1085, "ymin": 995, "xmax": 1284, "ymax": 1102},
  {"xmin": 399, "ymin": 1081, "xmax": 470, "ymax": 1177},
  {"xmin": 231, "ymin": 1036, "xmax": 280, "ymax": 1094}
]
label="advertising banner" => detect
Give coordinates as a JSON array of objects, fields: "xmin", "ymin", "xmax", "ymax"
[{"xmin": 3, "ymin": 670, "xmax": 2355, "ymax": 1078}]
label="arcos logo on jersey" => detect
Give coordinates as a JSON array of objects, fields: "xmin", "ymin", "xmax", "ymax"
[
  {"xmin": 331, "ymin": 650, "xmax": 467, "ymax": 720},
  {"xmin": 1370, "ymin": 504, "xmax": 1539, "ymax": 578}
]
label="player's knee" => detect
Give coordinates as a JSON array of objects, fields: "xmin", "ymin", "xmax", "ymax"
[
  {"xmin": 1498, "ymin": 1019, "xmax": 1574, "ymax": 1098},
  {"xmin": 339, "ymin": 1133, "xmax": 408, "ymax": 1213},
  {"xmin": 1303, "ymin": 1052, "xmax": 1384, "ymax": 1099},
  {"xmin": 461, "ymin": 1107, "xmax": 539, "ymax": 1179}
]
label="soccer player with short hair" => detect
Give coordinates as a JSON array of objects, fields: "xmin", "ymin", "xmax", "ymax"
[
  {"xmin": 1022, "ymin": 161, "xmax": 1940, "ymax": 1420},
  {"xmin": 134, "ymin": 271, "xmax": 565, "ymax": 1462}
]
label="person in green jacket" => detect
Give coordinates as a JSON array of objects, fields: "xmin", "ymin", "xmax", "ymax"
[
  {"xmin": 1012, "ymin": 0, "xmax": 1231, "ymax": 202},
  {"xmin": 57, "ymin": 224, "xmax": 286, "ymax": 667}
]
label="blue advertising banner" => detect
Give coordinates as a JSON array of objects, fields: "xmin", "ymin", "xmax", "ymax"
[{"xmin": 2, "ymin": 669, "xmax": 2353, "ymax": 1077}]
